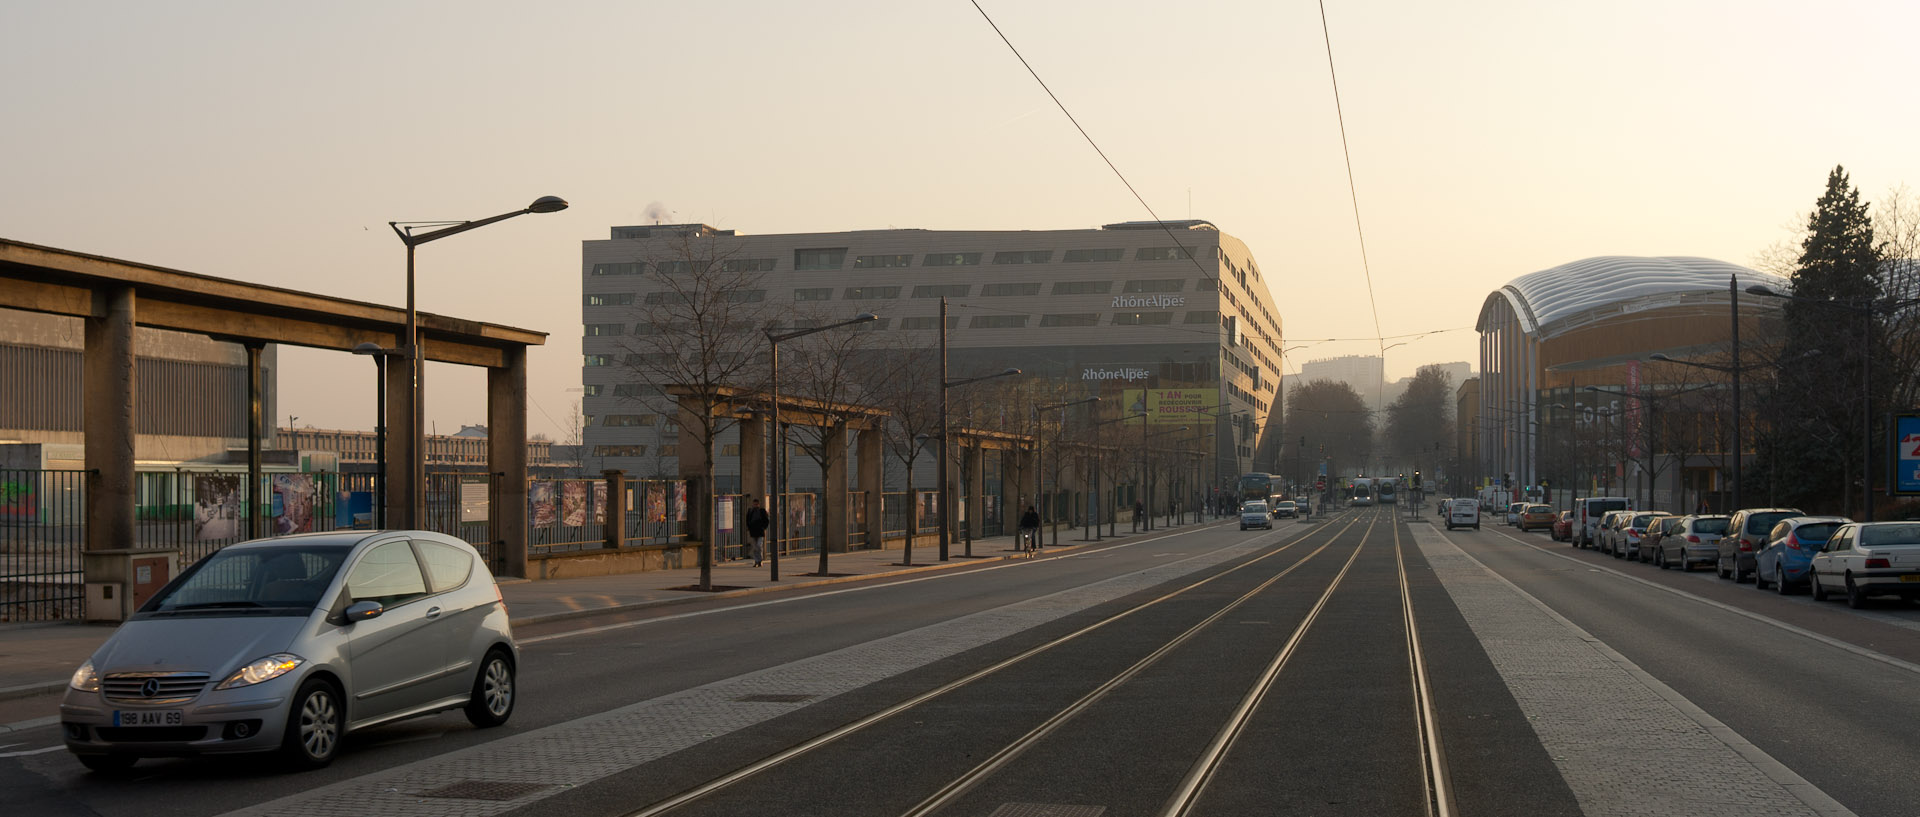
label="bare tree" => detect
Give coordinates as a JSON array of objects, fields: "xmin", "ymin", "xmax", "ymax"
[{"xmin": 863, "ymin": 341, "xmax": 941, "ymax": 565}]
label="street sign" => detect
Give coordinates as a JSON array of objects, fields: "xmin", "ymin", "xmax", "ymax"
[{"xmin": 1897, "ymin": 415, "xmax": 1920, "ymax": 495}]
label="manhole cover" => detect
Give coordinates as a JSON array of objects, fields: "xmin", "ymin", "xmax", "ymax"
[
  {"xmin": 986, "ymin": 804, "xmax": 1105, "ymax": 817},
  {"xmin": 420, "ymin": 781, "xmax": 555, "ymax": 801},
  {"xmin": 735, "ymin": 693, "xmax": 814, "ymax": 703}
]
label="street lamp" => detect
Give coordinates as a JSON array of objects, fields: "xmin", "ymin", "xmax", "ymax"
[
  {"xmin": 1034, "ymin": 396, "xmax": 1099, "ymax": 545},
  {"xmin": 389, "ymin": 196, "xmax": 568, "ymax": 529},
  {"xmin": 938, "ymin": 367, "xmax": 1021, "ymax": 560},
  {"xmin": 765, "ymin": 313, "xmax": 878, "ymax": 580},
  {"xmin": 352, "ymin": 342, "xmax": 398, "ymax": 529}
]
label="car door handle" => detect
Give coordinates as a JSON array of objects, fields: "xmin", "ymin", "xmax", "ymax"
[{"xmin": 426, "ymin": 606, "xmax": 442, "ymax": 619}]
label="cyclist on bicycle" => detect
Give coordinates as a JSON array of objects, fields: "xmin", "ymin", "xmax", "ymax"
[{"xmin": 1019, "ymin": 505, "xmax": 1042, "ymax": 555}]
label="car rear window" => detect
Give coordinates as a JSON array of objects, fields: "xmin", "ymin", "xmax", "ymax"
[
  {"xmin": 1746, "ymin": 512, "xmax": 1801, "ymax": 534},
  {"xmin": 1588, "ymin": 500, "xmax": 1627, "ymax": 515},
  {"xmin": 1631, "ymin": 514, "xmax": 1660, "ymax": 527},
  {"xmin": 1692, "ymin": 518, "xmax": 1730, "ymax": 535},
  {"xmin": 1790, "ymin": 523, "xmax": 1840, "ymax": 545},
  {"xmin": 1860, "ymin": 523, "xmax": 1920, "ymax": 546}
]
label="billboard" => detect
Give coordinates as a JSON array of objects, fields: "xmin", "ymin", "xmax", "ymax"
[
  {"xmin": 1120, "ymin": 388, "xmax": 1220, "ymax": 425},
  {"xmin": 1896, "ymin": 415, "xmax": 1920, "ymax": 495}
]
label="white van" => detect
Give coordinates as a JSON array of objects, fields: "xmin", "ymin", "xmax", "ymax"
[
  {"xmin": 1574, "ymin": 496, "xmax": 1631, "ymax": 548},
  {"xmin": 1445, "ymin": 498, "xmax": 1480, "ymax": 530}
]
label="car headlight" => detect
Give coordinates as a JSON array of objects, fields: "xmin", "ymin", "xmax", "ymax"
[
  {"xmin": 216, "ymin": 653, "xmax": 306, "ymax": 690},
  {"xmin": 71, "ymin": 660, "xmax": 101, "ymax": 693}
]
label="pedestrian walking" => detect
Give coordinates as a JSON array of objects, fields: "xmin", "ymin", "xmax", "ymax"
[
  {"xmin": 744, "ymin": 497, "xmax": 770, "ymax": 567},
  {"xmin": 1019, "ymin": 504, "xmax": 1041, "ymax": 554}
]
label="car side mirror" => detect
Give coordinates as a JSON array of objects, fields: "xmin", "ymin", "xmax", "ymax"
[{"xmin": 344, "ymin": 600, "xmax": 384, "ymax": 623}]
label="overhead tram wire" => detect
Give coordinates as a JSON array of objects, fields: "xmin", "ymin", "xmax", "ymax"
[{"xmin": 1317, "ymin": 0, "xmax": 1387, "ymax": 358}]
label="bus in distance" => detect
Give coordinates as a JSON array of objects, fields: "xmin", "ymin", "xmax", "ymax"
[{"xmin": 1238, "ymin": 473, "xmax": 1273, "ymax": 502}]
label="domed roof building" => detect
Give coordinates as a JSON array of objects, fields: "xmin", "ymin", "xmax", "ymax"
[{"xmin": 1471, "ymin": 257, "xmax": 1788, "ymax": 510}]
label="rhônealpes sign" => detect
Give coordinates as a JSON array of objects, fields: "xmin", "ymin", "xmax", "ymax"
[
  {"xmin": 1082, "ymin": 367, "xmax": 1152, "ymax": 382},
  {"xmin": 1112, "ymin": 295, "xmax": 1186, "ymax": 308}
]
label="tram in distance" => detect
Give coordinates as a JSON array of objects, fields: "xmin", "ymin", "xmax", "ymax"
[
  {"xmin": 1376, "ymin": 477, "xmax": 1398, "ymax": 505},
  {"xmin": 1349, "ymin": 477, "xmax": 1376, "ymax": 507}
]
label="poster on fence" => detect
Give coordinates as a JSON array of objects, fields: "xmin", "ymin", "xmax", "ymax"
[
  {"xmin": 0, "ymin": 474, "xmax": 35, "ymax": 523},
  {"xmin": 647, "ymin": 484, "xmax": 666, "ymax": 524},
  {"xmin": 271, "ymin": 474, "xmax": 315, "ymax": 535},
  {"xmin": 716, "ymin": 496, "xmax": 735, "ymax": 532},
  {"xmin": 195, "ymin": 475, "xmax": 241, "ymax": 541},
  {"xmin": 787, "ymin": 493, "xmax": 812, "ymax": 531},
  {"xmin": 561, "ymin": 481, "xmax": 588, "ymax": 527},
  {"xmin": 460, "ymin": 481, "xmax": 489, "ymax": 523},
  {"xmin": 337, "ymin": 490, "xmax": 373, "ymax": 529},
  {"xmin": 530, "ymin": 482, "xmax": 557, "ymax": 527},
  {"xmin": 919, "ymin": 492, "xmax": 937, "ymax": 527},
  {"xmin": 673, "ymin": 482, "xmax": 687, "ymax": 522},
  {"xmin": 593, "ymin": 482, "xmax": 608, "ymax": 525}
]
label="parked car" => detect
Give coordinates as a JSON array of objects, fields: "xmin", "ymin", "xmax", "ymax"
[
  {"xmin": 1551, "ymin": 511, "xmax": 1574, "ymax": 542},
  {"xmin": 1594, "ymin": 510, "xmax": 1632, "ymax": 555},
  {"xmin": 1755, "ymin": 516, "xmax": 1849, "ymax": 593},
  {"xmin": 1272, "ymin": 500, "xmax": 1298, "ymax": 519},
  {"xmin": 1241, "ymin": 501, "xmax": 1272, "ymax": 530},
  {"xmin": 1446, "ymin": 498, "xmax": 1481, "ymax": 530},
  {"xmin": 1519, "ymin": 504, "xmax": 1556, "ymax": 532},
  {"xmin": 1720, "ymin": 508, "xmax": 1805, "ymax": 582},
  {"xmin": 1573, "ymin": 497, "xmax": 1632, "ymax": 548},
  {"xmin": 1810, "ymin": 521, "xmax": 1920, "ymax": 608},
  {"xmin": 63, "ymin": 530, "xmax": 518, "ymax": 772},
  {"xmin": 1612, "ymin": 512, "xmax": 1669, "ymax": 560},
  {"xmin": 1505, "ymin": 502, "xmax": 1528, "ymax": 527},
  {"xmin": 1657, "ymin": 515, "xmax": 1730, "ymax": 570},
  {"xmin": 1639, "ymin": 515, "xmax": 1687, "ymax": 563}
]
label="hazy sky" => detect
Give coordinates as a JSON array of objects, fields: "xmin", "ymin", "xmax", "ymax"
[{"xmin": 6, "ymin": 0, "xmax": 1917, "ymax": 440}]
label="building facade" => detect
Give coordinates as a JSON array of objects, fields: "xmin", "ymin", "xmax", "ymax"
[{"xmin": 580, "ymin": 220, "xmax": 1285, "ymax": 492}]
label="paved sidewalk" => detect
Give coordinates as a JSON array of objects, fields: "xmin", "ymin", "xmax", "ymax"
[{"xmin": 0, "ymin": 522, "xmax": 1178, "ymax": 707}]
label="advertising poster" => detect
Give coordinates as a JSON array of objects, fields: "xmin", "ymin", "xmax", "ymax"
[
  {"xmin": 194, "ymin": 475, "xmax": 240, "ymax": 541},
  {"xmin": 1897, "ymin": 415, "xmax": 1920, "ymax": 494},
  {"xmin": 1120, "ymin": 388, "xmax": 1221, "ymax": 425},
  {"xmin": 530, "ymin": 482, "xmax": 557, "ymax": 527},
  {"xmin": 717, "ymin": 496, "xmax": 735, "ymax": 532},
  {"xmin": 788, "ymin": 493, "xmax": 813, "ymax": 531},
  {"xmin": 460, "ymin": 481, "xmax": 489, "ymax": 523},
  {"xmin": 673, "ymin": 482, "xmax": 687, "ymax": 522},
  {"xmin": 0, "ymin": 474, "xmax": 35, "ymax": 523},
  {"xmin": 271, "ymin": 474, "xmax": 315, "ymax": 535},
  {"xmin": 919, "ymin": 492, "xmax": 938, "ymax": 527},
  {"xmin": 647, "ymin": 484, "xmax": 666, "ymax": 523},
  {"xmin": 561, "ymin": 481, "xmax": 588, "ymax": 527},
  {"xmin": 336, "ymin": 490, "xmax": 373, "ymax": 529},
  {"xmin": 593, "ymin": 482, "xmax": 609, "ymax": 525}
]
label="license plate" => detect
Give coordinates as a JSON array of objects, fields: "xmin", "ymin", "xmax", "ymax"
[
  {"xmin": 1902, "ymin": 575, "xmax": 1920, "ymax": 583},
  {"xmin": 113, "ymin": 709, "xmax": 184, "ymax": 727}
]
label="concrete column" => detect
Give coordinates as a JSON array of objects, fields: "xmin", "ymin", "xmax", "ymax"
[
  {"xmin": 246, "ymin": 342, "xmax": 265, "ymax": 541},
  {"xmin": 739, "ymin": 413, "xmax": 765, "ymax": 503},
  {"xmin": 83, "ymin": 286, "xmax": 135, "ymax": 555},
  {"xmin": 857, "ymin": 425, "xmax": 883, "ymax": 549},
  {"xmin": 487, "ymin": 346, "xmax": 529, "ymax": 578},
  {"xmin": 821, "ymin": 420, "xmax": 849, "ymax": 553},
  {"xmin": 966, "ymin": 443, "xmax": 985, "ymax": 541},
  {"xmin": 603, "ymin": 469, "xmax": 626, "ymax": 549},
  {"xmin": 386, "ymin": 342, "xmax": 417, "ymax": 530}
]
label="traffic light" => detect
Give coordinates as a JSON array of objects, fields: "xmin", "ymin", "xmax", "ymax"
[{"xmin": 1413, "ymin": 469, "xmax": 1421, "ymax": 487}]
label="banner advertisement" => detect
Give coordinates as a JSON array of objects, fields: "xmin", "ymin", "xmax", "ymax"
[
  {"xmin": 561, "ymin": 482, "xmax": 588, "ymax": 527},
  {"xmin": 1897, "ymin": 414, "xmax": 1920, "ymax": 494},
  {"xmin": 530, "ymin": 482, "xmax": 557, "ymax": 527},
  {"xmin": 648, "ymin": 484, "xmax": 666, "ymax": 523},
  {"xmin": 593, "ymin": 483, "xmax": 609, "ymax": 525},
  {"xmin": 194, "ymin": 475, "xmax": 241, "ymax": 541},
  {"xmin": 673, "ymin": 483, "xmax": 687, "ymax": 522},
  {"xmin": 1121, "ymin": 388, "xmax": 1221, "ymax": 425},
  {"xmin": 271, "ymin": 474, "xmax": 315, "ymax": 535},
  {"xmin": 336, "ymin": 490, "xmax": 372, "ymax": 529}
]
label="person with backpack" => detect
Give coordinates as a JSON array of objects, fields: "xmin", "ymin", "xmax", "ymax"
[{"xmin": 744, "ymin": 497, "xmax": 770, "ymax": 567}]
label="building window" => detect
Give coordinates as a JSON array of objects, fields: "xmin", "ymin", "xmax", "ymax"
[
  {"xmin": 583, "ymin": 385, "xmax": 604, "ymax": 397},
  {"xmin": 853, "ymin": 254, "xmax": 913, "ymax": 269},
  {"xmin": 591, "ymin": 262, "xmax": 644, "ymax": 276},
  {"xmin": 722, "ymin": 444, "xmax": 741, "ymax": 456},
  {"xmin": 980, "ymin": 282, "xmax": 1042, "ymax": 297},
  {"xmin": 601, "ymin": 414, "xmax": 656, "ymax": 427},
  {"xmin": 969, "ymin": 314, "xmax": 1029, "ymax": 329},
  {"xmin": 794, "ymin": 287, "xmax": 833, "ymax": 301},
  {"xmin": 844, "ymin": 286, "xmax": 901, "ymax": 300},
  {"xmin": 721, "ymin": 258, "xmax": 777, "ymax": 272},
  {"xmin": 794, "ymin": 248, "xmax": 847, "ymax": 270},
  {"xmin": 586, "ymin": 323, "xmax": 624, "ymax": 336},
  {"xmin": 992, "ymin": 250, "xmax": 1053, "ymax": 265},
  {"xmin": 726, "ymin": 290, "xmax": 767, "ymax": 303},
  {"xmin": 1113, "ymin": 312, "xmax": 1173, "ymax": 325},
  {"xmin": 644, "ymin": 291, "xmax": 694, "ymax": 305},
  {"xmin": 912, "ymin": 284, "xmax": 970, "ymax": 298},
  {"xmin": 1123, "ymin": 279, "xmax": 1185, "ymax": 293},
  {"xmin": 612, "ymin": 384, "xmax": 660, "ymax": 397},
  {"xmin": 1051, "ymin": 280, "xmax": 1113, "ymax": 295},
  {"xmin": 1196, "ymin": 278, "xmax": 1218, "ymax": 291},
  {"xmin": 1183, "ymin": 310, "xmax": 1220, "ymax": 324},
  {"xmin": 900, "ymin": 316, "xmax": 961, "ymax": 331},
  {"xmin": 585, "ymin": 293, "xmax": 635, "ymax": 306},
  {"xmin": 1063, "ymin": 248, "xmax": 1124, "ymax": 263},
  {"xmin": 584, "ymin": 354, "xmax": 612, "ymax": 367},
  {"xmin": 851, "ymin": 318, "xmax": 892, "ymax": 330},
  {"xmin": 1039, "ymin": 313, "xmax": 1099, "ymax": 327},
  {"xmin": 924, "ymin": 252, "xmax": 982, "ymax": 267},
  {"xmin": 1136, "ymin": 247, "xmax": 1196, "ymax": 261},
  {"xmin": 593, "ymin": 445, "xmax": 647, "ymax": 457}
]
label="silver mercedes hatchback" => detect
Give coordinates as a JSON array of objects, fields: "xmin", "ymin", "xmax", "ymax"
[{"xmin": 62, "ymin": 530, "xmax": 517, "ymax": 772}]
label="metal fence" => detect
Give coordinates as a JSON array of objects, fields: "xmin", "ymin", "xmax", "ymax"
[{"xmin": 1, "ymin": 469, "xmax": 86, "ymax": 622}]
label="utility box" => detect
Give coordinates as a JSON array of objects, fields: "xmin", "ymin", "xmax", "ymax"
[{"xmin": 82, "ymin": 549, "xmax": 179, "ymax": 623}]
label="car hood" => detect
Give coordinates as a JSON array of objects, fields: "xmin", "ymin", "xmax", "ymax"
[{"xmin": 90, "ymin": 615, "xmax": 315, "ymax": 676}]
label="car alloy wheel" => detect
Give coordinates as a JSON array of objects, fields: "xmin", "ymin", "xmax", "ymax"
[
  {"xmin": 282, "ymin": 678, "xmax": 341, "ymax": 769},
  {"xmin": 1846, "ymin": 574, "xmax": 1869, "ymax": 609},
  {"xmin": 1776, "ymin": 566, "xmax": 1794, "ymax": 595},
  {"xmin": 465, "ymin": 649, "xmax": 516, "ymax": 728},
  {"xmin": 1810, "ymin": 569, "xmax": 1828, "ymax": 601}
]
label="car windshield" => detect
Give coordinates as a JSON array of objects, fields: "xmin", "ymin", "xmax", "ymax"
[
  {"xmin": 1590, "ymin": 500, "xmax": 1627, "ymax": 514},
  {"xmin": 1242, "ymin": 503, "xmax": 1266, "ymax": 513},
  {"xmin": 1860, "ymin": 524, "xmax": 1920, "ymax": 546},
  {"xmin": 1791, "ymin": 523, "xmax": 1840, "ymax": 545},
  {"xmin": 1747, "ymin": 512, "xmax": 1801, "ymax": 534},
  {"xmin": 1692, "ymin": 518, "xmax": 1730, "ymax": 535},
  {"xmin": 142, "ymin": 545, "xmax": 350, "ymax": 615}
]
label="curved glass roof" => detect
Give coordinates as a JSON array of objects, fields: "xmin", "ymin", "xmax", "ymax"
[{"xmin": 1485, "ymin": 256, "xmax": 1789, "ymax": 337}]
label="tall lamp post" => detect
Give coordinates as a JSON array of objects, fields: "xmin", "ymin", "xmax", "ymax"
[
  {"xmin": 1034, "ymin": 396, "xmax": 1099, "ymax": 545},
  {"xmin": 764, "ymin": 313, "xmax": 878, "ymax": 581},
  {"xmin": 938, "ymin": 367, "xmax": 1022, "ymax": 560},
  {"xmin": 389, "ymin": 196, "xmax": 568, "ymax": 529},
  {"xmin": 352, "ymin": 342, "xmax": 397, "ymax": 529}
]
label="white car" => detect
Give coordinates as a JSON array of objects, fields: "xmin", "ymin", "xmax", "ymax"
[
  {"xmin": 1240, "ymin": 501, "xmax": 1272, "ymax": 530},
  {"xmin": 1445, "ymin": 499, "xmax": 1480, "ymax": 530},
  {"xmin": 1809, "ymin": 521, "xmax": 1920, "ymax": 608}
]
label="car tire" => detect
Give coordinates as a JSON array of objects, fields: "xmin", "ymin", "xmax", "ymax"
[
  {"xmin": 1733, "ymin": 560, "xmax": 1749, "ymax": 584},
  {"xmin": 1776, "ymin": 567, "xmax": 1794, "ymax": 595},
  {"xmin": 1811, "ymin": 569, "xmax": 1828, "ymax": 601},
  {"xmin": 1717, "ymin": 558, "xmax": 1730, "ymax": 580},
  {"xmin": 464, "ymin": 648, "xmax": 516, "ymax": 728},
  {"xmin": 1754, "ymin": 561, "xmax": 1770, "ymax": 590},
  {"xmin": 1654, "ymin": 549, "xmax": 1666, "ymax": 569},
  {"xmin": 281, "ymin": 677, "xmax": 343, "ymax": 770},
  {"xmin": 77, "ymin": 754, "xmax": 137, "ymax": 774},
  {"xmin": 1846, "ymin": 574, "xmax": 1869, "ymax": 609}
]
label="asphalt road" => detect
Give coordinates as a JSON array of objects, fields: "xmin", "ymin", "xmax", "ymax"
[{"xmin": 4, "ymin": 508, "xmax": 1915, "ymax": 816}]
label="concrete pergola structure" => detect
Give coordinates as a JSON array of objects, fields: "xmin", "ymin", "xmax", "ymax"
[
  {"xmin": 943, "ymin": 426, "xmax": 1036, "ymax": 544},
  {"xmin": 0, "ymin": 238, "xmax": 546, "ymax": 578}
]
